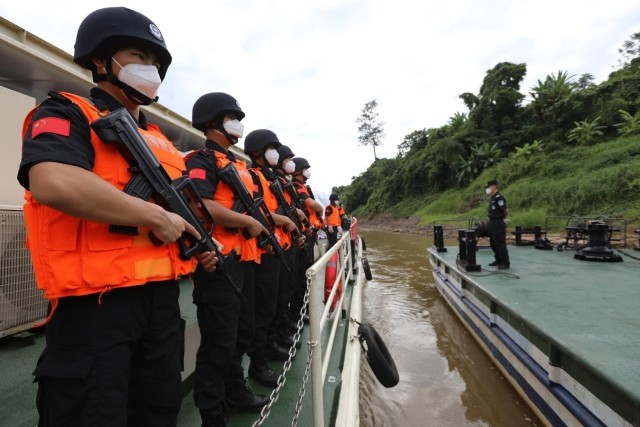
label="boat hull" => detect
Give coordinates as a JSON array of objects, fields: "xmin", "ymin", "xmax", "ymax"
[{"xmin": 427, "ymin": 246, "xmax": 639, "ymax": 427}]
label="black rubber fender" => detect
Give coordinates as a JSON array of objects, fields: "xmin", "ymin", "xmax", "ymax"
[
  {"xmin": 358, "ymin": 323, "xmax": 399, "ymax": 388},
  {"xmin": 362, "ymin": 257, "xmax": 372, "ymax": 281},
  {"xmin": 361, "ymin": 237, "xmax": 367, "ymax": 251}
]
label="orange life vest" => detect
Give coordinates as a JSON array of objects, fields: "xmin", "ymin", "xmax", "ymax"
[
  {"xmin": 250, "ymin": 169, "xmax": 291, "ymax": 250},
  {"xmin": 325, "ymin": 203, "xmax": 341, "ymax": 227},
  {"xmin": 201, "ymin": 150, "xmax": 260, "ymax": 263},
  {"xmin": 293, "ymin": 181, "xmax": 322, "ymax": 229},
  {"xmin": 21, "ymin": 92, "xmax": 196, "ymax": 300}
]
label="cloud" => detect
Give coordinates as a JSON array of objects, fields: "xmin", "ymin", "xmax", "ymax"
[{"xmin": 2, "ymin": 0, "xmax": 639, "ymax": 195}]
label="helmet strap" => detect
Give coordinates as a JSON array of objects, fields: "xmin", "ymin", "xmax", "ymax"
[
  {"xmin": 111, "ymin": 77, "xmax": 157, "ymax": 105},
  {"xmin": 207, "ymin": 123, "xmax": 238, "ymax": 145}
]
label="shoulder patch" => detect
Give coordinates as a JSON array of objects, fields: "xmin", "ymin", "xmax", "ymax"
[
  {"xmin": 31, "ymin": 117, "xmax": 71, "ymax": 139},
  {"xmin": 497, "ymin": 200, "xmax": 504, "ymax": 207},
  {"xmin": 188, "ymin": 168, "xmax": 206, "ymax": 180}
]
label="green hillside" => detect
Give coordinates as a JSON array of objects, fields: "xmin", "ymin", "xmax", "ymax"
[
  {"xmin": 339, "ymin": 33, "xmax": 640, "ymax": 229},
  {"xmin": 412, "ymin": 134, "xmax": 640, "ymax": 227}
]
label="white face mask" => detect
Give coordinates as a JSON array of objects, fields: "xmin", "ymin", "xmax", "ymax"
[
  {"xmin": 265, "ymin": 148, "xmax": 279, "ymax": 166},
  {"xmin": 284, "ymin": 160, "xmax": 296, "ymax": 174},
  {"xmin": 485, "ymin": 188, "xmax": 492, "ymax": 195},
  {"xmin": 113, "ymin": 58, "xmax": 162, "ymax": 100},
  {"xmin": 302, "ymin": 169, "xmax": 311, "ymax": 179},
  {"xmin": 223, "ymin": 119, "xmax": 244, "ymax": 138}
]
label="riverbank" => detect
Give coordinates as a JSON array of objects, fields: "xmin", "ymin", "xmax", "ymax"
[
  {"xmin": 357, "ymin": 214, "xmax": 430, "ymax": 235},
  {"xmin": 357, "ymin": 214, "xmax": 640, "ymax": 249}
]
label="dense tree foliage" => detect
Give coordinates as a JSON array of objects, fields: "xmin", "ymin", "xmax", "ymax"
[{"xmin": 341, "ymin": 32, "xmax": 640, "ymax": 218}]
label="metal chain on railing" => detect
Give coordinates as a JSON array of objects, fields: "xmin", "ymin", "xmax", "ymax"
[
  {"xmin": 291, "ymin": 336, "xmax": 317, "ymax": 427},
  {"xmin": 251, "ymin": 274, "xmax": 315, "ymax": 427}
]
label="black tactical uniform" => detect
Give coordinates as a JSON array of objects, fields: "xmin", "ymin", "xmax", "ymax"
[{"xmin": 487, "ymin": 182, "xmax": 510, "ymax": 269}]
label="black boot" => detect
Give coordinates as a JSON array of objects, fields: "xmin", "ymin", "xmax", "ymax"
[
  {"xmin": 199, "ymin": 409, "xmax": 226, "ymax": 427},
  {"xmin": 225, "ymin": 378, "xmax": 269, "ymax": 413},
  {"xmin": 249, "ymin": 359, "xmax": 280, "ymax": 387},
  {"xmin": 278, "ymin": 333, "xmax": 301, "ymax": 349},
  {"xmin": 286, "ymin": 318, "xmax": 300, "ymax": 333},
  {"xmin": 265, "ymin": 343, "xmax": 290, "ymax": 361}
]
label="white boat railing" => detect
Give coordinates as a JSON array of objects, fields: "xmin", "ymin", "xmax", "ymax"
[{"xmin": 306, "ymin": 217, "xmax": 362, "ymax": 426}]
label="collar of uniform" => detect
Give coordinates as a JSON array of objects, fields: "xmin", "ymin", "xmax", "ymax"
[
  {"xmin": 89, "ymin": 87, "xmax": 149, "ymax": 129},
  {"xmin": 204, "ymin": 140, "xmax": 236, "ymax": 162}
]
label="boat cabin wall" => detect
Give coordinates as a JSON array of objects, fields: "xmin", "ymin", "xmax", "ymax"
[{"xmin": 0, "ymin": 85, "xmax": 35, "ymax": 206}]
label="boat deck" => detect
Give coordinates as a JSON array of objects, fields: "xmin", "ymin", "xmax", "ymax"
[
  {"xmin": 428, "ymin": 243, "xmax": 640, "ymax": 425},
  {"xmin": 0, "ymin": 264, "xmax": 354, "ymax": 427}
]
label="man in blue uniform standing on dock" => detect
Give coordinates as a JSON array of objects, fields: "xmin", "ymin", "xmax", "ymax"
[{"xmin": 486, "ymin": 179, "xmax": 510, "ymax": 269}]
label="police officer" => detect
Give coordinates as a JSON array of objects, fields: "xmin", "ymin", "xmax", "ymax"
[
  {"xmin": 325, "ymin": 193, "xmax": 342, "ymax": 249},
  {"xmin": 185, "ymin": 92, "xmax": 269, "ymax": 425},
  {"xmin": 243, "ymin": 130, "xmax": 302, "ymax": 378},
  {"xmin": 486, "ymin": 179, "xmax": 511, "ymax": 269},
  {"xmin": 272, "ymin": 145, "xmax": 307, "ymax": 344},
  {"xmin": 289, "ymin": 157, "xmax": 324, "ymax": 321},
  {"xmin": 18, "ymin": 7, "xmax": 217, "ymax": 426}
]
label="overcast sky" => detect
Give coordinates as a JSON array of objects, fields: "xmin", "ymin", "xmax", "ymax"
[{"xmin": 2, "ymin": 1, "xmax": 639, "ymax": 197}]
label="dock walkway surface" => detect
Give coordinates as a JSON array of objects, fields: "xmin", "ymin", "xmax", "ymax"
[{"xmin": 431, "ymin": 243, "xmax": 640, "ymax": 425}]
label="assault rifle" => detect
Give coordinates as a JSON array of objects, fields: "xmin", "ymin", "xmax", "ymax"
[
  {"xmin": 269, "ymin": 179, "xmax": 304, "ymax": 241},
  {"xmin": 90, "ymin": 108, "xmax": 241, "ymax": 296},
  {"xmin": 269, "ymin": 178, "xmax": 312, "ymax": 263},
  {"xmin": 283, "ymin": 181, "xmax": 317, "ymax": 248},
  {"xmin": 217, "ymin": 163, "xmax": 294, "ymax": 277},
  {"xmin": 282, "ymin": 181, "xmax": 313, "ymax": 231}
]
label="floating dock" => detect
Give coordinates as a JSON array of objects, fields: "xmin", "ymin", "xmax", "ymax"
[{"xmin": 427, "ymin": 244, "xmax": 640, "ymax": 427}]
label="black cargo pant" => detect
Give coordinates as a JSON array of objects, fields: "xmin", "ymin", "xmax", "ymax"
[
  {"xmin": 290, "ymin": 239, "xmax": 314, "ymax": 320},
  {"xmin": 35, "ymin": 280, "xmax": 183, "ymax": 427},
  {"xmin": 249, "ymin": 253, "xmax": 280, "ymax": 359},
  {"xmin": 192, "ymin": 260, "xmax": 254, "ymax": 417},
  {"xmin": 489, "ymin": 218, "xmax": 510, "ymax": 266},
  {"xmin": 272, "ymin": 245, "xmax": 298, "ymax": 342},
  {"xmin": 326, "ymin": 228, "xmax": 338, "ymax": 249}
]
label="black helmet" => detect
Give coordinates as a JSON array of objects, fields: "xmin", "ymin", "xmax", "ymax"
[
  {"xmin": 244, "ymin": 129, "xmax": 282, "ymax": 153},
  {"xmin": 276, "ymin": 145, "xmax": 295, "ymax": 164},
  {"xmin": 329, "ymin": 193, "xmax": 340, "ymax": 202},
  {"xmin": 292, "ymin": 157, "xmax": 311, "ymax": 173},
  {"xmin": 192, "ymin": 92, "xmax": 245, "ymax": 132},
  {"xmin": 74, "ymin": 7, "xmax": 172, "ymax": 80}
]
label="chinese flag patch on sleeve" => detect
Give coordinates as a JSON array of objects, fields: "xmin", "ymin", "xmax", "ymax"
[
  {"xmin": 31, "ymin": 117, "xmax": 71, "ymax": 139},
  {"xmin": 189, "ymin": 168, "xmax": 207, "ymax": 180}
]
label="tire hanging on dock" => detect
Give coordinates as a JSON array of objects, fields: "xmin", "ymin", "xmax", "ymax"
[
  {"xmin": 360, "ymin": 237, "xmax": 372, "ymax": 280},
  {"xmin": 362, "ymin": 257, "xmax": 372, "ymax": 280},
  {"xmin": 358, "ymin": 323, "xmax": 399, "ymax": 388}
]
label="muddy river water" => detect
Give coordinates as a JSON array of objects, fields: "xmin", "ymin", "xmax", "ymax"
[{"xmin": 357, "ymin": 228, "xmax": 540, "ymax": 427}]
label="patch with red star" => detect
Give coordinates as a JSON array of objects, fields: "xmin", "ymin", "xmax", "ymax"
[
  {"xmin": 31, "ymin": 117, "xmax": 71, "ymax": 139},
  {"xmin": 188, "ymin": 168, "xmax": 207, "ymax": 180}
]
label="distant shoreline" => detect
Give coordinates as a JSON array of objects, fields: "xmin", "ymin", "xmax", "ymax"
[
  {"xmin": 357, "ymin": 215, "xmax": 430, "ymax": 235},
  {"xmin": 356, "ymin": 215, "xmax": 640, "ymax": 249}
]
